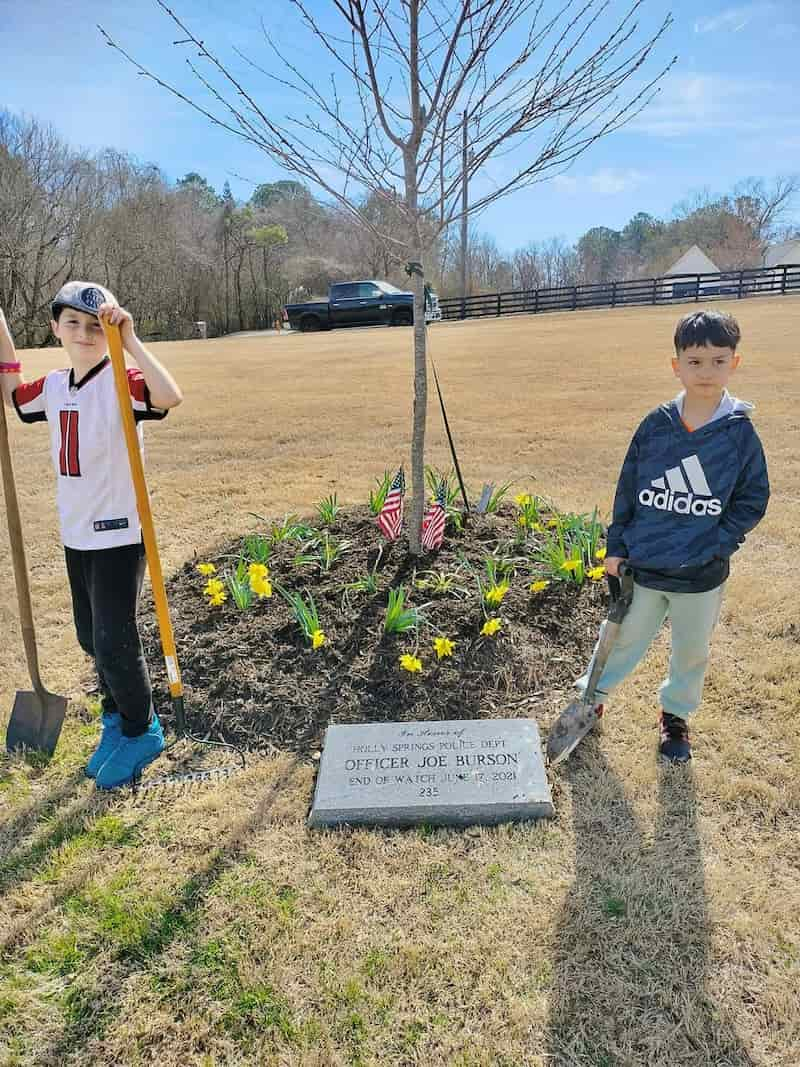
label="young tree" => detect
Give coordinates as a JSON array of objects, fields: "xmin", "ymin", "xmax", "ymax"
[{"xmin": 101, "ymin": 1, "xmax": 673, "ymax": 554}]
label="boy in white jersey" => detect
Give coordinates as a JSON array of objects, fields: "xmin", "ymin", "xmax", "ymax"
[{"xmin": 0, "ymin": 283, "xmax": 182, "ymax": 788}]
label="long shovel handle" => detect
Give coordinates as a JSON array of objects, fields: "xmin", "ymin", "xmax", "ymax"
[
  {"xmin": 0, "ymin": 393, "xmax": 45, "ymax": 694},
  {"xmin": 101, "ymin": 321, "xmax": 184, "ymax": 724},
  {"xmin": 582, "ymin": 563, "xmax": 634, "ymax": 704}
]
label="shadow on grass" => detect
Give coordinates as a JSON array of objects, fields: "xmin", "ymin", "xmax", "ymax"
[
  {"xmin": 546, "ymin": 745, "xmax": 755, "ymax": 1066},
  {"xmin": 0, "ymin": 767, "xmax": 89, "ymax": 856},
  {"xmin": 0, "ymin": 738, "xmax": 215, "ymax": 902},
  {"xmin": 48, "ymin": 755, "xmax": 301, "ymax": 1065}
]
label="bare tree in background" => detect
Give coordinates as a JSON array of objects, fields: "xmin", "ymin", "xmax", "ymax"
[
  {"xmin": 732, "ymin": 175, "xmax": 800, "ymax": 252},
  {"xmin": 102, "ymin": 0, "xmax": 673, "ymax": 553}
]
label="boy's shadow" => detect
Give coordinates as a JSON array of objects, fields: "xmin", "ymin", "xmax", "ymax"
[{"xmin": 546, "ymin": 745, "xmax": 754, "ymax": 1066}]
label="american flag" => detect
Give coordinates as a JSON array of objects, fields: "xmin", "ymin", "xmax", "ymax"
[
  {"xmin": 377, "ymin": 467, "xmax": 405, "ymax": 541},
  {"xmin": 421, "ymin": 480, "xmax": 447, "ymax": 551}
]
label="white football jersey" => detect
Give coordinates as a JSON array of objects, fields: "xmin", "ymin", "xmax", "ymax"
[{"xmin": 13, "ymin": 357, "xmax": 167, "ymax": 550}]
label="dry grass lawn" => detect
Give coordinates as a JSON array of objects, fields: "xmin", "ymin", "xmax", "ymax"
[{"xmin": 1, "ymin": 297, "xmax": 798, "ymax": 1065}]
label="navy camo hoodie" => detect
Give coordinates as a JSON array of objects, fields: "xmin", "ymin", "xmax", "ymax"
[{"xmin": 606, "ymin": 393, "xmax": 769, "ymax": 593}]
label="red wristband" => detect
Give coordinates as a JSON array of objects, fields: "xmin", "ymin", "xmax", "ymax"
[{"xmin": 0, "ymin": 362, "xmax": 22, "ymax": 373}]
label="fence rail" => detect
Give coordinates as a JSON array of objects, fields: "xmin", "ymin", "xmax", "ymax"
[{"xmin": 438, "ymin": 264, "xmax": 800, "ymax": 321}]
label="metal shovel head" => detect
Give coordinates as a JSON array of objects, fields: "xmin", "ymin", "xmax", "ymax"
[
  {"xmin": 546, "ymin": 698, "xmax": 602, "ymax": 766},
  {"xmin": 6, "ymin": 688, "xmax": 68, "ymax": 757}
]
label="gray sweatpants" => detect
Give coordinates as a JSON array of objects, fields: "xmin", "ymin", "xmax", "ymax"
[{"xmin": 576, "ymin": 581, "xmax": 725, "ymax": 719}]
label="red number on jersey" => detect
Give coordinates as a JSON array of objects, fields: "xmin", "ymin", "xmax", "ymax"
[{"xmin": 58, "ymin": 411, "xmax": 81, "ymax": 477}]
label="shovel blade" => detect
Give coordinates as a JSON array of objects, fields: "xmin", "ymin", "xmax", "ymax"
[
  {"xmin": 546, "ymin": 699, "xmax": 602, "ymax": 766},
  {"xmin": 6, "ymin": 689, "xmax": 68, "ymax": 757}
]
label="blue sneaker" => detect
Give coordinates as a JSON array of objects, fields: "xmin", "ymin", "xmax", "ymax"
[
  {"xmin": 95, "ymin": 715, "xmax": 165, "ymax": 790},
  {"xmin": 85, "ymin": 712, "xmax": 123, "ymax": 779}
]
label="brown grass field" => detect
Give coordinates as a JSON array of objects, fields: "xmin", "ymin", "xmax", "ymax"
[{"xmin": 1, "ymin": 297, "xmax": 798, "ymax": 1066}]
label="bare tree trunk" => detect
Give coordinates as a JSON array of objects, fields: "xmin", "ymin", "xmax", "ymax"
[
  {"xmin": 409, "ymin": 259, "xmax": 427, "ymax": 556},
  {"xmin": 267, "ymin": 248, "xmax": 275, "ymax": 324},
  {"xmin": 222, "ymin": 227, "xmax": 230, "ymax": 333},
  {"xmin": 247, "ymin": 247, "xmax": 259, "ymax": 328},
  {"xmin": 234, "ymin": 253, "xmax": 244, "ymax": 330},
  {"xmin": 460, "ymin": 111, "xmax": 468, "ymax": 301},
  {"xmin": 404, "ymin": 1, "xmax": 427, "ymax": 557}
]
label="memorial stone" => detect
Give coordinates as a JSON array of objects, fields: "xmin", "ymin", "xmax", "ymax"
[{"xmin": 309, "ymin": 718, "xmax": 554, "ymax": 828}]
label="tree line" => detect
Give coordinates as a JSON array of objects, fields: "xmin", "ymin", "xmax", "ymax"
[{"xmin": 1, "ymin": 111, "xmax": 797, "ymax": 346}]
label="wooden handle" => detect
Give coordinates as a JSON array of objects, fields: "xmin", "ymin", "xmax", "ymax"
[
  {"xmin": 101, "ymin": 321, "xmax": 183, "ymax": 699},
  {"xmin": 0, "ymin": 393, "xmax": 45, "ymax": 693}
]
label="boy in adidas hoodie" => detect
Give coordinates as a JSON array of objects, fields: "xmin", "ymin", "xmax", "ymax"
[{"xmin": 578, "ymin": 309, "xmax": 769, "ymax": 762}]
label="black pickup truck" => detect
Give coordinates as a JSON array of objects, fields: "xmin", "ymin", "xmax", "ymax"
[{"xmin": 284, "ymin": 280, "xmax": 416, "ymax": 332}]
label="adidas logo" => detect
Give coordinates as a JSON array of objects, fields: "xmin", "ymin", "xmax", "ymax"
[{"xmin": 638, "ymin": 454, "xmax": 722, "ymax": 516}]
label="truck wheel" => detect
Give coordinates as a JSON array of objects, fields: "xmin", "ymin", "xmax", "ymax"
[
  {"xmin": 391, "ymin": 308, "xmax": 413, "ymax": 326},
  {"xmin": 300, "ymin": 315, "xmax": 321, "ymax": 332}
]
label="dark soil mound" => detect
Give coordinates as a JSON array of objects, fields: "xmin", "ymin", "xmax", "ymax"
[{"xmin": 139, "ymin": 505, "xmax": 607, "ymax": 759}]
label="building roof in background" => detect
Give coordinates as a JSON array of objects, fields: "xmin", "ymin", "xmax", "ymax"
[
  {"xmin": 764, "ymin": 239, "xmax": 800, "ymax": 268},
  {"xmin": 664, "ymin": 245, "xmax": 720, "ymax": 276}
]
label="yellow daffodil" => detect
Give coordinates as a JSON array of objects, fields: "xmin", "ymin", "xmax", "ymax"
[
  {"xmin": 208, "ymin": 591, "xmax": 227, "ymax": 607},
  {"xmin": 530, "ymin": 580, "xmax": 550, "ymax": 593},
  {"xmin": 248, "ymin": 562, "xmax": 269, "ymax": 581},
  {"xmin": 399, "ymin": 653, "xmax": 423, "ymax": 673},
  {"xmin": 481, "ymin": 618, "xmax": 502, "ymax": 637},
  {"xmin": 547, "ymin": 518, "xmax": 559, "ymax": 528},
  {"xmin": 514, "ymin": 493, "xmax": 531, "ymax": 507},
  {"xmin": 560, "ymin": 559, "xmax": 580, "ymax": 573},
  {"xmin": 485, "ymin": 582, "xmax": 510, "ymax": 605},
  {"xmin": 196, "ymin": 562, "xmax": 216, "ymax": 576},
  {"xmin": 251, "ymin": 576, "xmax": 273, "ymax": 599},
  {"xmin": 433, "ymin": 636, "xmax": 455, "ymax": 659},
  {"xmin": 204, "ymin": 578, "xmax": 225, "ymax": 596},
  {"xmin": 595, "ymin": 546, "xmax": 607, "ymax": 561},
  {"xmin": 587, "ymin": 566, "xmax": 606, "ymax": 581},
  {"xmin": 517, "ymin": 515, "xmax": 528, "ymax": 527},
  {"xmin": 312, "ymin": 629, "xmax": 326, "ymax": 649},
  {"xmin": 533, "ymin": 522, "xmax": 545, "ymax": 533}
]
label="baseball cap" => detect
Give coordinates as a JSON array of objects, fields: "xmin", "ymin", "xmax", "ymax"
[{"xmin": 51, "ymin": 281, "xmax": 117, "ymax": 319}]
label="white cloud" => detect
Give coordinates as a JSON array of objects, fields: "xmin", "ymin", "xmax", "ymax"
[
  {"xmin": 552, "ymin": 174, "xmax": 579, "ymax": 193},
  {"xmin": 588, "ymin": 168, "xmax": 647, "ymax": 195},
  {"xmin": 552, "ymin": 168, "xmax": 646, "ymax": 196},
  {"xmin": 629, "ymin": 73, "xmax": 800, "ymax": 138},
  {"xmin": 694, "ymin": 3, "xmax": 776, "ymax": 34}
]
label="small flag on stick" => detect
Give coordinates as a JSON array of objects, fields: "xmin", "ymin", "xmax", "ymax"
[
  {"xmin": 421, "ymin": 480, "xmax": 447, "ymax": 551},
  {"xmin": 377, "ymin": 467, "xmax": 405, "ymax": 541}
]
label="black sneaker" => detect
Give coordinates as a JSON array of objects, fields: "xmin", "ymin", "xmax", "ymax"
[{"xmin": 659, "ymin": 710, "xmax": 691, "ymax": 763}]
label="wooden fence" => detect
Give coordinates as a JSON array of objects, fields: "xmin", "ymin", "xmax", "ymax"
[{"xmin": 438, "ymin": 263, "xmax": 800, "ymax": 321}]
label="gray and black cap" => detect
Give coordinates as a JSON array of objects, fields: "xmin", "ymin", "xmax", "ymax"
[{"xmin": 52, "ymin": 281, "xmax": 117, "ymax": 319}]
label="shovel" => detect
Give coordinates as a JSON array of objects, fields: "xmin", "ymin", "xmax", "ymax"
[
  {"xmin": 101, "ymin": 320, "xmax": 244, "ymax": 784},
  {"xmin": 546, "ymin": 563, "xmax": 634, "ymax": 766},
  {"xmin": 1, "ymin": 395, "xmax": 68, "ymax": 755}
]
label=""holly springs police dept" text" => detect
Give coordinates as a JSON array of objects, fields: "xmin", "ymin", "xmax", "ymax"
[{"xmin": 343, "ymin": 731, "xmax": 519, "ymax": 796}]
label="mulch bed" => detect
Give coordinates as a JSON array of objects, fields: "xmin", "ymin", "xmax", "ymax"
[{"xmin": 138, "ymin": 505, "xmax": 607, "ymax": 759}]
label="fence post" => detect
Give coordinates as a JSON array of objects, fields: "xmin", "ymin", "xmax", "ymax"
[
  {"xmin": 695, "ymin": 274, "xmax": 701, "ymax": 302},
  {"xmin": 738, "ymin": 270, "xmax": 744, "ymax": 299},
  {"xmin": 460, "ymin": 297, "xmax": 466, "ymax": 320},
  {"xmin": 534, "ymin": 289, "xmax": 539, "ymax": 314},
  {"xmin": 652, "ymin": 278, "xmax": 657, "ymax": 305},
  {"xmin": 611, "ymin": 281, "xmax": 617, "ymax": 308},
  {"xmin": 572, "ymin": 286, "xmax": 578, "ymax": 310},
  {"xmin": 497, "ymin": 293, "xmax": 501, "ymax": 316},
  {"xmin": 782, "ymin": 266, "xmax": 788, "ymax": 295}
]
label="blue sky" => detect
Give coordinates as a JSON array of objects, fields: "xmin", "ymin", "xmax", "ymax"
[{"xmin": 3, "ymin": 0, "xmax": 799, "ymax": 248}]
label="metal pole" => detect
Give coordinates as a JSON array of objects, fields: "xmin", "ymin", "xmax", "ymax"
[{"xmin": 460, "ymin": 111, "xmax": 468, "ymax": 302}]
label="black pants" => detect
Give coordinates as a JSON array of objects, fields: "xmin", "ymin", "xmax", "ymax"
[{"xmin": 65, "ymin": 541, "xmax": 153, "ymax": 738}]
